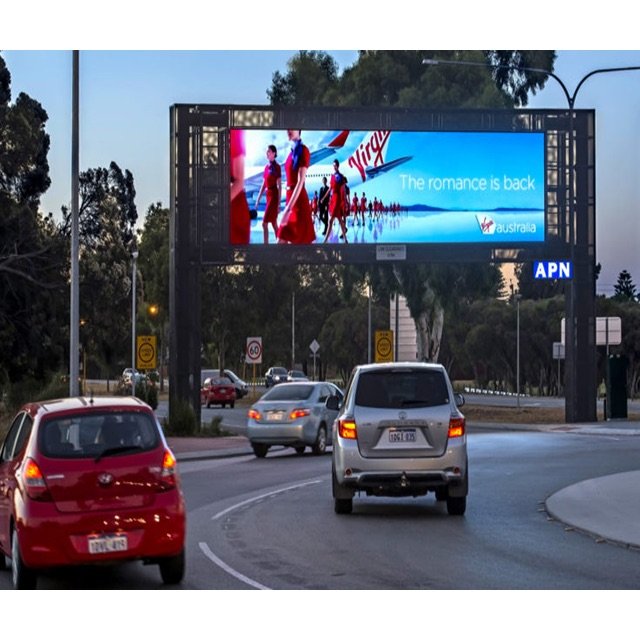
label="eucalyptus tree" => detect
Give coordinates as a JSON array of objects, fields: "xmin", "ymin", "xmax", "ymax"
[{"xmin": 268, "ymin": 50, "xmax": 555, "ymax": 361}]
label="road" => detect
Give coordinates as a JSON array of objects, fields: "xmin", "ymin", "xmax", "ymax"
[{"xmin": 2, "ymin": 429, "xmax": 639, "ymax": 590}]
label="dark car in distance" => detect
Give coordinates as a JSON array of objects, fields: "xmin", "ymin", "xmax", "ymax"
[{"xmin": 264, "ymin": 367, "xmax": 288, "ymax": 388}]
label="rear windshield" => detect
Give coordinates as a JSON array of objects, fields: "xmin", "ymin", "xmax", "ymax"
[
  {"xmin": 355, "ymin": 369, "xmax": 450, "ymax": 408},
  {"xmin": 263, "ymin": 384, "xmax": 314, "ymax": 401},
  {"xmin": 271, "ymin": 368, "xmax": 287, "ymax": 375},
  {"xmin": 39, "ymin": 411, "xmax": 160, "ymax": 459}
]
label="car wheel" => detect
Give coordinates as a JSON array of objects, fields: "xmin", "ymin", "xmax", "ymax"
[
  {"xmin": 252, "ymin": 443, "xmax": 269, "ymax": 458},
  {"xmin": 159, "ymin": 548, "xmax": 185, "ymax": 585},
  {"xmin": 11, "ymin": 527, "xmax": 37, "ymax": 590},
  {"xmin": 230, "ymin": 401, "xmax": 235, "ymax": 409},
  {"xmin": 312, "ymin": 425, "xmax": 327, "ymax": 455},
  {"xmin": 334, "ymin": 497, "xmax": 353, "ymax": 514},
  {"xmin": 332, "ymin": 464, "xmax": 353, "ymax": 514},
  {"xmin": 446, "ymin": 495, "xmax": 466, "ymax": 516},
  {"xmin": 206, "ymin": 400, "xmax": 211, "ymax": 408},
  {"xmin": 221, "ymin": 403, "xmax": 225, "ymax": 409},
  {"xmin": 294, "ymin": 446, "xmax": 305, "ymax": 455}
]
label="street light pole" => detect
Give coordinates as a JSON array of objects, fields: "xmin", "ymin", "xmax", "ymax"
[
  {"xmin": 131, "ymin": 246, "xmax": 138, "ymax": 397},
  {"xmin": 69, "ymin": 50, "xmax": 80, "ymax": 396},
  {"xmin": 423, "ymin": 57, "xmax": 640, "ymax": 422},
  {"xmin": 516, "ymin": 292, "xmax": 521, "ymax": 409}
]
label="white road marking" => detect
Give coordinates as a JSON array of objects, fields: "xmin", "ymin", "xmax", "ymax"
[{"xmin": 199, "ymin": 479, "xmax": 322, "ymax": 589}]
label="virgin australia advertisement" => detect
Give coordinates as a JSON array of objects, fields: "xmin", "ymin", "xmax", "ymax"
[{"xmin": 234, "ymin": 128, "xmax": 545, "ymax": 245}]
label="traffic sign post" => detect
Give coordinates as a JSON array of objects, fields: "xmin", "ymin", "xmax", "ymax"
[
  {"xmin": 375, "ymin": 330, "xmax": 394, "ymax": 363},
  {"xmin": 246, "ymin": 337, "xmax": 263, "ymax": 399},
  {"xmin": 245, "ymin": 337, "xmax": 263, "ymax": 364},
  {"xmin": 310, "ymin": 339, "xmax": 320, "ymax": 380},
  {"xmin": 136, "ymin": 335, "xmax": 157, "ymax": 371}
]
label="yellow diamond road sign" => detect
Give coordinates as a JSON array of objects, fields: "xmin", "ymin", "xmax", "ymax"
[
  {"xmin": 136, "ymin": 335, "xmax": 157, "ymax": 370},
  {"xmin": 375, "ymin": 330, "xmax": 394, "ymax": 363}
]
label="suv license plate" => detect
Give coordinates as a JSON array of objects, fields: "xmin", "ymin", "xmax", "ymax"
[
  {"xmin": 88, "ymin": 535, "xmax": 128, "ymax": 554},
  {"xmin": 389, "ymin": 429, "xmax": 416, "ymax": 443}
]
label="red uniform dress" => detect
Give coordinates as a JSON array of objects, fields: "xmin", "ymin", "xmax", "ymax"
[
  {"xmin": 230, "ymin": 129, "xmax": 251, "ymax": 244},
  {"xmin": 329, "ymin": 172, "xmax": 345, "ymax": 220},
  {"xmin": 360, "ymin": 195, "xmax": 367, "ymax": 214},
  {"xmin": 262, "ymin": 161, "xmax": 281, "ymax": 226},
  {"xmin": 278, "ymin": 143, "xmax": 315, "ymax": 244},
  {"xmin": 351, "ymin": 195, "xmax": 358, "ymax": 214}
]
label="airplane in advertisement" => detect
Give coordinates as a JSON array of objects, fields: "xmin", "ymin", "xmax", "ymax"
[
  {"xmin": 303, "ymin": 130, "xmax": 412, "ymax": 198},
  {"xmin": 244, "ymin": 130, "xmax": 349, "ymax": 202}
]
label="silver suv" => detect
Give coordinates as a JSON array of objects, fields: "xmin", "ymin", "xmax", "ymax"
[{"xmin": 329, "ymin": 363, "xmax": 468, "ymax": 515}]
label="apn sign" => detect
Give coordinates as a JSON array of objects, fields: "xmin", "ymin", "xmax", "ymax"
[{"xmin": 533, "ymin": 261, "xmax": 573, "ymax": 280}]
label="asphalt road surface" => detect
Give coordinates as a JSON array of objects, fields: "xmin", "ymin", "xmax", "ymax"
[{"xmin": 2, "ymin": 429, "xmax": 639, "ymax": 590}]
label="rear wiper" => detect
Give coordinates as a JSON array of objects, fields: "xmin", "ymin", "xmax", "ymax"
[
  {"xmin": 398, "ymin": 399, "xmax": 430, "ymax": 406},
  {"xmin": 95, "ymin": 445, "xmax": 143, "ymax": 462}
]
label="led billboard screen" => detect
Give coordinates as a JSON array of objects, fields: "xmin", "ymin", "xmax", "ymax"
[{"xmin": 230, "ymin": 128, "xmax": 545, "ymax": 246}]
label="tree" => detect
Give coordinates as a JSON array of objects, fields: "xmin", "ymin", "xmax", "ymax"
[
  {"xmin": 0, "ymin": 54, "xmax": 66, "ymax": 390},
  {"xmin": 268, "ymin": 50, "xmax": 554, "ymax": 361},
  {"xmin": 60, "ymin": 162, "xmax": 139, "ymax": 381},
  {"xmin": 138, "ymin": 203, "xmax": 170, "ymax": 387},
  {"xmin": 613, "ymin": 270, "xmax": 637, "ymax": 301}
]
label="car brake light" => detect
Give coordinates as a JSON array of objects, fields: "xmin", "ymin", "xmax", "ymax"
[
  {"xmin": 338, "ymin": 418, "xmax": 357, "ymax": 440},
  {"xmin": 248, "ymin": 409, "xmax": 262, "ymax": 420},
  {"xmin": 22, "ymin": 458, "xmax": 52, "ymax": 501},
  {"xmin": 159, "ymin": 449, "xmax": 177, "ymax": 490},
  {"xmin": 448, "ymin": 416, "xmax": 466, "ymax": 438},
  {"xmin": 289, "ymin": 408, "xmax": 310, "ymax": 420}
]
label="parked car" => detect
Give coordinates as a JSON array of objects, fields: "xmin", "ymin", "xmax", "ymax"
[
  {"xmin": 200, "ymin": 376, "xmax": 237, "ymax": 408},
  {"xmin": 0, "ymin": 396, "xmax": 186, "ymax": 589},
  {"xmin": 201, "ymin": 369, "xmax": 249, "ymax": 398},
  {"xmin": 247, "ymin": 382, "xmax": 343, "ymax": 458},
  {"xmin": 330, "ymin": 362, "xmax": 468, "ymax": 516},
  {"xmin": 264, "ymin": 367, "xmax": 288, "ymax": 388},
  {"xmin": 287, "ymin": 370, "xmax": 309, "ymax": 382}
]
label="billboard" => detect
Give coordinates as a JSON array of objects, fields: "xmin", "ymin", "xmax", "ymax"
[{"xmin": 231, "ymin": 128, "xmax": 545, "ymax": 246}]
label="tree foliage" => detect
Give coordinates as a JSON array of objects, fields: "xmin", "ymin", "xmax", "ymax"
[
  {"xmin": 267, "ymin": 50, "xmax": 551, "ymax": 361},
  {"xmin": 60, "ymin": 162, "xmax": 139, "ymax": 380},
  {"xmin": 0, "ymin": 54, "xmax": 65, "ymax": 389},
  {"xmin": 613, "ymin": 269, "xmax": 637, "ymax": 301}
]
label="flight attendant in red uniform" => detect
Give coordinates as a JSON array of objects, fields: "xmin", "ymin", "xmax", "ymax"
[
  {"xmin": 351, "ymin": 192, "xmax": 359, "ymax": 223},
  {"xmin": 255, "ymin": 144, "xmax": 282, "ymax": 244},
  {"xmin": 323, "ymin": 159, "xmax": 349, "ymax": 243},
  {"xmin": 230, "ymin": 129, "xmax": 251, "ymax": 244},
  {"xmin": 360, "ymin": 193, "xmax": 367, "ymax": 225},
  {"xmin": 277, "ymin": 130, "xmax": 316, "ymax": 244}
]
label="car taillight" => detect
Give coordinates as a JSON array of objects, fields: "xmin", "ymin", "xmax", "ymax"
[
  {"xmin": 448, "ymin": 416, "xmax": 466, "ymax": 438},
  {"xmin": 159, "ymin": 449, "xmax": 178, "ymax": 490},
  {"xmin": 22, "ymin": 458, "xmax": 52, "ymax": 501},
  {"xmin": 248, "ymin": 408, "xmax": 262, "ymax": 420},
  {"xmin": 338, "ymin": 418, "xmax": 357, "ymax": 440},
  {"xmin": 289, "ymin": 408, "xmax": 310, "ymax": 420}
]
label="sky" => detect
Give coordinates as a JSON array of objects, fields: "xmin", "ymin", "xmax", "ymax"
[{"xmin": 3, "ymin": 49, "xmax": 640, "ymax": 294}]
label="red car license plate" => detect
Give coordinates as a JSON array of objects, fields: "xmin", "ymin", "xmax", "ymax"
[{"xmin": 88, "ymin": 535, "xmax": 128, "ymax": 554}]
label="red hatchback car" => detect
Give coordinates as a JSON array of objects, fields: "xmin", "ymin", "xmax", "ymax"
[
  {"xmin": 0, "ymin": 396, "xmax": 186, "ymax": 589},
  {"xmin": 200, "ymin": 377, "xmax": 237, "ymax": 408}
]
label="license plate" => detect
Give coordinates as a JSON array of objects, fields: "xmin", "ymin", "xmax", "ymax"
[
  {"xmin": 389, "ymin": 429, "xmax": 416, "ymax": 443},
  {"xmin": 267, "ymin": 411, "xmax": 285, "ymax": 421},
  {"xmin": 88, "ymin": 535, "xmax": 128, "ymax": 554}
]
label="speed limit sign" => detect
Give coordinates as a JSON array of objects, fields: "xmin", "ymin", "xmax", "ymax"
[{"xmin": 246, "ymin": 336, "xmax": 263, "ymax": 364}]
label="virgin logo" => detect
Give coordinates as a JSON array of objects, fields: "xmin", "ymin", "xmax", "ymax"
[{"xmin": 347, "ymin": 131, "xmax": 390, "ymax": 181}]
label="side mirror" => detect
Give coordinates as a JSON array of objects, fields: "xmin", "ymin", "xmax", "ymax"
[
  {"xmin": 454, "ymin": 393, "xmax": 465, "ymax": 408},
  {"xmin": 326, "ymin": 395, "xmax": 341, "ymax": 411}
]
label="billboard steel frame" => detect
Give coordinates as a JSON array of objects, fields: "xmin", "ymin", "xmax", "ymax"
[{"xmin": 170, "ymin": 105, "xmax": 596, "ymax": 424}]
